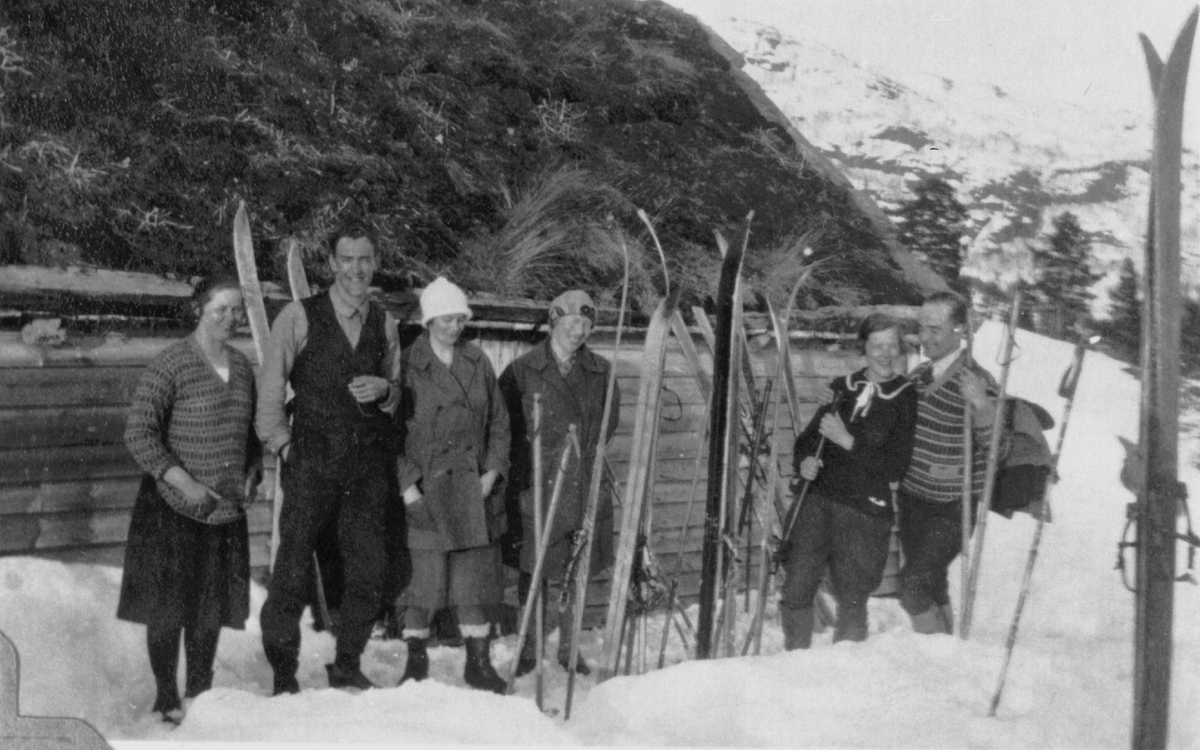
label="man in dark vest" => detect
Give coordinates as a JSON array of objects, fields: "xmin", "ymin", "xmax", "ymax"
[{"xmin": 256, "ymin": 222, "xmax": 402, "ymax": 693}]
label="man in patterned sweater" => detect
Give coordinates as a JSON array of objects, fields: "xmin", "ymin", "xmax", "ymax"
[{"xmin": 897, "ymin": 291, "xmax": 998, "ymax": 634}]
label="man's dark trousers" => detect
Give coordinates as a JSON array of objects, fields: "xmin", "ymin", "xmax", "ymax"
[
  {"xmin": 896, "ymin": 490, "xmax": 965, "ymax": 616},
  {"xmin": 261, "ymin": 427, "xmax": 389, "ymax": 678}
]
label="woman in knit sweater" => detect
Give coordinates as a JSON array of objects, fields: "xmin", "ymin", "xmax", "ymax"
[
  {"xmin": 780, "ymin": 313, "xmax": 918, "ymax": 649},
  {"xmin": 118, "ymin": 277, "xmax": 261, "ymax": 725}
]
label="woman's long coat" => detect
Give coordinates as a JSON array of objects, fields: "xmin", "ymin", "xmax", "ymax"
[
  {"xmin": 396, "ymin": 332, "xmax": 510, "ymax": 552},
  {"xmin": 499, "ymin": 339, "xmax": 620, "ymax": 573}
]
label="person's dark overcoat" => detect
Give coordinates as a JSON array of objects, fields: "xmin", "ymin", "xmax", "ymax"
[
  {"xmin": 500, "ymin": 339, "xmax": 620, "ymax": 574},
  {"xmin": 396, "ymin": 332, "xmax": 510, "ymax": 552}
]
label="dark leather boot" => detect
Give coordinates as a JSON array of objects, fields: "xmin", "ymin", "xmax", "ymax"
[
  {"xmin": 780, "ymin": 605, "xmax": 814, "ymax": 651},
  {"xmin": 833, "ymin": 602, "xmax": 869, "ymax": 643},
  {"xmin": 399, "ymin": 638, "xmax": 429, "ymax": 684},
  {"xmin": 272, "ymin": 675, "xmax": 300, "ymax": 696},
  {"xmin": 265, "ymin": 643, "xmax": 300, "ymax": 696},
  {"xmin": 463, "ymin": 637, "xmax": 507, "ymax": 694},
  {"xmin": 326, "ymin": 653, "xmax": 376, "ymax": 690},
  {"xmin": 909, "ymin": 606, "xmax": 951, "ymax": 635}
]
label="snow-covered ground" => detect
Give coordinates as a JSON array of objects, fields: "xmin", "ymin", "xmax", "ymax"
[{"xmin": 2, "ymin": 322, "xmax": 1198, "ymax": 748}]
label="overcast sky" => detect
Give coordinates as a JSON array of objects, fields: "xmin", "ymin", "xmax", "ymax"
[{"xmin": 672, "ymin": 0, "xmax": 1200, "ymax": 148}]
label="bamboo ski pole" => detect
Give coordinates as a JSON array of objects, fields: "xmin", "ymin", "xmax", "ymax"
[
  {"xmin": 778, "ymin": 389, "xmax": 847, "ymax": 548},
  {"xmin": 737, "ymin": 380, "xmax": 774, "ymax": 612},
  {"xmin": 563, "ymin": 240, "xmax": 630, "ymax": 718},
  {"xmin": 745, "ymin": 339, "xmax": 789, "ymax": 654},
  {"xmin": 505, "ymin": 425, "xmax": 578, "ymax": 692},
  {"xmin": 989, "ymin": 335, "xmax": 1093, "ymax": 716},
  {"xmin": 532, "ymin": 395, "xmax": 545, "ymax": 707},
  {"xmin": 959, "ymin": 311, "xmax": 975, "ymax": 638},
  {"xmin": 961, "ymin": 288, "xmax": 1023, "ymax": 639}
]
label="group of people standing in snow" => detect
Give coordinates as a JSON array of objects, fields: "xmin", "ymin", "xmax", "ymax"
[
  {"xmin": 117, "ymin": 220, "xmax": 1001, "ymax": 725},
  {"xmin": 118, "ymin": 222, "xmax": 617, "ymax": 723}
]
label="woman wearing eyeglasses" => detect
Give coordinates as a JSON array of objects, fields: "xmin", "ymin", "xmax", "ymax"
[{"xmin": 499, "ymin": 290, "xmax": 620, "ymax": 678}]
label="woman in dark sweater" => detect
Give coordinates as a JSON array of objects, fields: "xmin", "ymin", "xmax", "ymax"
[
  {"xmin": 780, "ymin": 313, "xmax": 918, "ymax": 649},
  {"xmin": 118, "ymin": 277, "xmax": 260, "ymax": 724}
]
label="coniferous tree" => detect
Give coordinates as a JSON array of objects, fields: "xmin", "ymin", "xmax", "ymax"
[
  {"xmin": 890, "ymin": 177, "xmax": 969, "ymax": 291},
  {"xmin": 1030, "ymin": 211, "xmax": 1102, "ymax": 337},
  {"xmin": 1104, "ymin": 257, "xmax": 1141, "ymax": 358}
]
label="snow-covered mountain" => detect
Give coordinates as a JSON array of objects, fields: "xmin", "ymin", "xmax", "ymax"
[{"xmin": 683, "ymin": 13, "xmax": 1200, "ymax": 308}]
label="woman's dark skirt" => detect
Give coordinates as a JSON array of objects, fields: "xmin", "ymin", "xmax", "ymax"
[{"xmin": 117, "ymin": 476, "xmax": 250, "ymax": 630}]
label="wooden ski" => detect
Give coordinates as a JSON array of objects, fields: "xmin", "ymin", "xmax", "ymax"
[
  {"xmin": 563, "ymin": 237, "xmax": 630, "ymax": 715},
  {"xmin": 960, "ymin": 286, "xmax": 1022, "ymax": 638},
  {"xmin": 697, "ymin": 214, "xmax": 751, "ymax": 659},
  {"xmin": 233, "ymin": 202, "xmax": 270, "ymax": 366},
  {"xmin": 1132, "ymin": 11, "xmax": 1196, "ymax": 748},
  {"xmin": 234, "ymin": 217, "xmax": 334, "ymax": 633},
  {"xmin": 597, "ymin": 290, "xmax": 678, "ymax": 682},
  {"xmin": 285, "ymin": 237, "xmax": 312, "ymax": 299},
  {"xmin": 653, "ymin": 311, "xmax": 712, "ymax": 669}
]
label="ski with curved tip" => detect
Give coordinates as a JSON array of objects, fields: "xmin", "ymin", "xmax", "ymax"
[
  {"xmin": 1131, "ymin": 11, "xmax": 1196, "ymax": 747},
  {"xmin": 596, "ymin": 289, "xmax": 679, "ymax": 683}
]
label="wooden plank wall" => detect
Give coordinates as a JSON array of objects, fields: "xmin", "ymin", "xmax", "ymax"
[{"xmin": 0, "ymin": 325, "xmax": 863, "ymax": 625}]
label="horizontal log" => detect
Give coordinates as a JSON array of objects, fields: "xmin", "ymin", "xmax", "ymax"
[
  {"xmin": 0, "ymin": 532, "xmax": 274, "ymax": 574},
  {"xmin": 0, "ymin": 503, "xmax": 274, "ymax": 554},
  {"xmin": 0, "ymin": 406, "xmax": 128, "ymax": 450},
  {"xmin": 0, "ymin": 477, "xmax": 141, "ymax": 516},
  {"xmin": 0, "ymin": 444, "xmax": 139, "ymax": 486},
  {"xmin": 0, "ymin": 366, "xmax": 143, "ymax": 408}
]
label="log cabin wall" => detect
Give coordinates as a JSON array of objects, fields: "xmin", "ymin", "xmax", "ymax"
[{"xmin": 0, "ymin": 323, "xmax": 863, "ymax": 626}]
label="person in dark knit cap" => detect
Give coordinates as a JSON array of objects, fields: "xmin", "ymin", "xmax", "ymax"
[{"xmin": 500, "ymin": 289, "xmax": 620, "ymax": 677}]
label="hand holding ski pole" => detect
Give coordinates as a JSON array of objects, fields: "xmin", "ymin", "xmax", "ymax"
[
  {"xmin": 773, "ymin": 390, "xmax": 846, "ymax": 568},
  {"xmin": 817, "ymin": 411, "xmax": 853, "ymax": 450},
  {"xmin": 798, "ymin": 456, "xmax": 822, "ymax": 481}
]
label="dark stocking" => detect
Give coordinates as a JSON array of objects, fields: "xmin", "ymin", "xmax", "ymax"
[{"xmin": 147, "ymin": 621, "xmax": 182, "ymax": 714}]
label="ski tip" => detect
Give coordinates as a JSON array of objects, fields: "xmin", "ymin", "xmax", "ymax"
[
  {"xmin": 713, "ymin": 229, "xmax": 729, "ymax": 258},
  {"xmin": 1140, "ymin": 33, "xmax": 1165, "ymax": 90}
]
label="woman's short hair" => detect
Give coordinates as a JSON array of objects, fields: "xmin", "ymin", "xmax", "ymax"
[
  {"xmin": 190, "ymin": 275, "xmax": 242, "ymax": 323},
  {"xmin": 856, "ymin": 312, "xmax": 902, "ymax": 353}
]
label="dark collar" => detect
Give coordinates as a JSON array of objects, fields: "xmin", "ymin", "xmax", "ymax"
[
  {"xmin": 406, "ymin": 332, "xmax": 483, "ymax": 370},
  {"xmin": 525, "ymin": 339, "xmax": 604, "ymax": 374}
]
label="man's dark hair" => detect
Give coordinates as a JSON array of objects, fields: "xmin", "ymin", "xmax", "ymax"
[
  {"xmin": 855, "ymin": 312, "xmax": 902, "ymax": 354},
  {"xmin": 326, "ymin": 220, "xmax": 379, "ymax": 257},
  {"xmin": 923, "ymin": 290, "xmax": 969, "ymax": 327}
]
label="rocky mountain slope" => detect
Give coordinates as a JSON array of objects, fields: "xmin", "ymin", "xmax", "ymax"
[{"xmin": 683, "ymin": 12, "xmax": 1200, "ymax": 311}]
